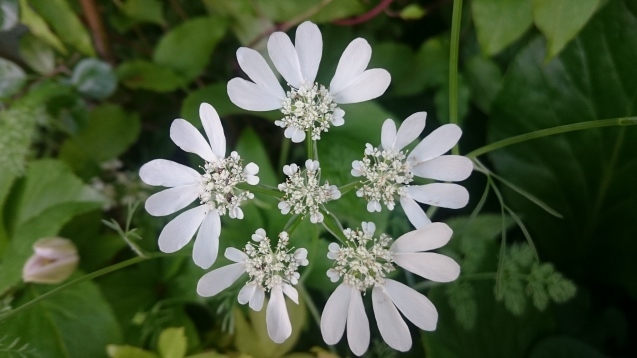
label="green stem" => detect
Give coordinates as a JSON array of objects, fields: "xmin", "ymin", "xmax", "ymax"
[
  {"xmin": 449, "ymin": 0, "xmax": 463, "ymax": 156},
  {"xmin": 467, "ymin": 117, "xmax": 637, "ymax": 158},
  {"xmin": 0, "ymin": 253, "xmax": 167, "ymax": 323},
  {"xmin": 337, "ymin": 181, "xmax": 359, "ymax": 195},
  {"xmin": 237, "ymin": 183, "xmax": 283, "ymax": 198},
  {"xmin": 306, "ymin": 135, "xmax": 314, "ymax": 160}
]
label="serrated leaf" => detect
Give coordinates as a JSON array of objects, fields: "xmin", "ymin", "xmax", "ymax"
[
  {"xmin": 71, "ymin": 58, "xmax": 117, "ymax": 99},
  {"xmin": 18, "ymin": 0, "xmax": 66, "ymax": 53},
  {"xmin": 471, "ymin": 0, "xmax": 533, "ymax": 56},
  {"xmin": 158, "ymin": 327, "xmax": 187, "ymax": 358},
  {"xmin": 19, "ymin": 32, "xmax": 55, "ymax": 74},
  {"xmin": 119, "ymin": 0, "xmax": 165, "ymax": 25},
  {"xmin": 116, "ymin": 60, "xmax": 185, "ymax": 92},
  {"xmin": 0, "ymin": 0, "xmax": 19, "ymax": 31},
  {"xmin": 0, "ymin": 57, "xmax": 26, "ymax": 98}
]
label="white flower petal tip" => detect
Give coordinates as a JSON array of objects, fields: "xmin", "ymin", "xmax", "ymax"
[
  {"xmin": 393, "ymin": 252, "xmax": 461, "ymax": 282},
  {"xmin": 225, "ymin": 247, "xmax": 249, "ymax": 263},
  {"xmin": 199, "ymin": 102, "xmax": 226, "ymax": 159},
  {"xmin": 196, "ymin": 262, "xmax": 245, "ymax": 297},
  {"xmin": 407, "ymin": 184, "xmax": 470, "ymax": 209},
  {"xmin": 295, "ymin": 21, "xmax": 322, "ymax": 84},
  {"xmin": 235, "ymin": 47, "xmax": 285, "ymax": 98},
  {"xmin": 394, "ymin": 111, "xmax": 427, "ymax": 152},
  {"xmin": 390, "ymin": 222, "xmax": 453, "ymax": 254},
  {"xmin": 320, "ymin": 283, "xmax": 351, "ymax": 345},
  {"xmin": 157, "ymin": 205, "xmax": 208, "ymax": 254},
  {"xmin": 372, "ymin": 286, "xmax": 411, "ymax": 352},
  {"xmin": 408, "ymin": 124, "xmax": 463, "ymax": 165},
  {"xmin": 192, "ymin": 211, "xmax": 221, "ymax": 269},
  {"xmin": 268, "ymin": 31, "xmax": 304, "ymax": 89},
  {"xmin": 284, "ymin": 126, "xmax": 306, "ymax": 143},
  {"xmin": 266, "ymin": 285, "xmax": 293, "ymax": 343},
  {"xmin": 383, "ymin": 279, "xmax": 438, "ymax": 331},
  {"xmin": 227, "ymin": 78, "xmax": 284, "ymax": 111},
  {"xmin": 251, "ymin": 228, "xmax": 267, "ymax": 242},
  {"xmin": 332, "ymin": 69, "xmax": 391, "ymax": 104},
  {"xmin": 144, "ymin": 185, "xmax": 199, "ymax": 217},
  {"xmin": 170, "ymin": 118, "xmax": 216, "ymax": 162},
  {"xmin": 139, "ymin": 159, "xmax": 200, "ymax": 187},
  {"xmin": 347, "ymin": 287, "xmax": 370, "ymax": 356}
]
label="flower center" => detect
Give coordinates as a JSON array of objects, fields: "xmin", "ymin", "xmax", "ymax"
[
  {"xmin": 352, "ymin": 145, "xmax": 414, "ymax": 211},
  {"xmin": 276, "ymin": 82, "xmax": 343, "ymax": 141},
  {"xmin": 327, "ymin": 223, "xmax": 395, "ymax": 291},
  {"xmin": 199, "ymin": 152, "xmax": 253, "ymax": 218},
  {"xmin": 278, "ymin": 161, "xmax": 341, "ymax": 223},
  {"xmin": 243, "ymin": 230, "xmax": 308, "ymax": 290}
]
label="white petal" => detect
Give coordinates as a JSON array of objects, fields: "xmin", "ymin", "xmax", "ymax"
[
  {"xmin": 246, "ymin": 175, "xmax": 259, "ymax": 185},
  {"xmin": 192, "ymin": 210, "xmax": 221, "ymax": 269},
  {"xmin": 295, "ymin": 21, "xmax": 322, "ymax": 84},
  {"xmin": 347, "ymin": 287, "xmax": 370, "ymax": 356},
  {"xmin": 196, "ymin": 263, "xmax": 245, "ymax": 297},
  {"xmin": 199, "ymin": 103, "xmax": 226, "ymax": 159},
  {"xmin": 227, "ymin": 78, "xmax": 283, "ymax": 111},
  {"xmin": 139, "ymin": 159, "xmax": 200, "ymax": 187},
  {"xmin": 170, "ymin": 118, "xmax": 216, "ymax": 162},
  {"xmin": 408, "ymin": 124, "xmax": 462, "ymax": 165},
  {"xmin": 410, "ymin": 155, "xmax": 473, "ymax": 182},
  {"xmin": 238, "ymin": 282, "xmax": 257, "ymax": 305},
  {"xmin": 282, "ymin": 283, "xmax": 299, "ymax": 304},
  {"xmin": 329, "ymin": 38, "xmax": 371, "ymax": 95},
  {"xmin": 290, "ymin": 127, "xmax": 306, "ymax": 143},
  {"xmin": 267, "ymin": 285, "xmax": 292, "ymax": 343},
  {"xmin": 236, "ymin": 47, "xmax": 285, "ymax": 98},
  {"xmin": 372, "ymin": 286, "xmax": 411, "ymax": 352},
  {"xmin": 244, "ymin": 162, "xmax": 259, "ymax": 175},
  {"xmin": 268, "ymin": 32, "xmax": 303, "ymax": 88},
  {"xmin": 395, "ymin": 112, "xmax": 427, "ymax": 152},
  {"xmin": 225, "ymin": 247, "xmax": 248, "ymax": 263},
  {"xmin": 145, "ymin": 185, "xmax": 199, "ymax": 216},
  {"xmin": 332, "ymin": 69, "xmax": 391, "ymax": 104},
  {"xmin": 158, "ymin": 205, "xmax": 207, "ymax": 253},
  {"xmin": 400, "ymin": 196, "xmax": 431, "ymax": 229},
  {"xmin": 320, "ymin": 283, "xmax": 351, "ymax": 345},
  {"xmin": 381, "ymin": 119, "xmax": 397, "ymax": 152},
  {"xmin": 250, "ymin": 285, "xmax": 265, "ymax": 311},
  {"xmin": 392, "ymin": 252, "xmax": 460, "ymax": 282},
  {"xmin": 383, "ymin": 279, "xmax": 437, "ymax": 331},
  {"xmin": 390, "ymin": 222, "xmax": 453, "ymax": 253},
  {"xmin": 407, "ymin": 184, "xmax": 469, "ymax": 209}
]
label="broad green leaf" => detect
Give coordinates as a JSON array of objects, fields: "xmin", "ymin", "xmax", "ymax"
[
  {"xmin": 18, "ymin": 0, "xmax": 66, "ymax": 53},
  {"xmin": 158, "ymin": 327, "xmax": 187, "ymax": 358},
  {"xmin": 116, "ymin": 60, "xmax": 185, "ymax": 92},
  {"xmin": 200, "ymin": 0, "xmax": 272, "ymax": 46},
  {"xmin": 487, "ymin": 1, "xmax": 637, "ymax": 299},
  {"xmin": 59, "ymin": 104, "xmax": 140, "ymax": 178},
  {"xmin": 153, "ymin": 17, "xmax": 227, "ymax": 82},
  {"xmin": 400, "ymin": 4, "xmax": 426, "ymax": 20},
  {"xmin": 28, "ymin": 0, "xmax": 95, "ymax": 56},
  {"xmin": 532, "ymin": 0, "xmax": 601, "ymax": 59},
  {"xmin": 0, "ymin": 278, "xmax": 122, "ymax": 358},
  {"xmin": 0, "ymin": 57, "xmax": 26, "ymax": 98},
  {"xmin": 529, "ymin": 336, "xmax": 605, "ymax": 358},
  {"xmin": 119, "ymin": 0, "xmax": 165, "ymax": 26},
  {"xmin": 107, "ymin": 345, "xmax": 159, "ymax": 358},
  {"xmin": 19, "ymin": 32, "xmax": 55, "ymax": 74},
  {"xmin": 464, "ymin": 56, "xmax": 503, "ymax": 114},
  {"xmin": 368, "ymin": 42, "xmax": 420, "ymax": 97},
  {"xmin": 0, "ymin": 0, "xmax": 18, "ymax": 31},
  {"xmin": 71, "ymin": 58, "xmax": 118, "ymax": 99},
  {"xmin": 471, "ymin": 0, "xmax": 533, "ymax": 56},
  {"xmin": 253, "ymin": 0, "xmax": 364, "ymax": 23}
]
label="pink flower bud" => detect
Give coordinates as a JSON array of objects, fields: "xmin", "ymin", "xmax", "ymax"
[{"xmin": 22, "ymin": 237, "xmax": 79, "ymax": 284}]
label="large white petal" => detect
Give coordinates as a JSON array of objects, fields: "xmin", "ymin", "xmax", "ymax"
[
  {"xmin": 282, "ymin": 283, "xmax": 299, "ymax": 304},
  {"xmin": 295, "ymin": 21, "xmax": 322, "ymax": 84},
  {"xmin": 372, "ymin": 286, "xmax": 411, "ymax": 352},
  {"xmin": 139, "ymin": 159, "xmax": 200, "ymax": 187},
  {"xmin": 400, "ymin": 196, "xmax": 431, "ymax": 229},
  {"xmin": 250, "ymin": 285, "xmax": 265, "ymax": 311},
  {"xmin": 407, "ymin": 124, "xmax": 462, "ymax": 165},
  {"xmin": 395, "ymin": 112, "xmax": 427, "ymax": 152},
  {"xmin": 225, "ymin": 247, "xmax": 248, "ymax": 263},
  {"xmin": 332, "ymin": 69, "xmax": 391, "ymax": 104},
  {"xmin": 227, "ymin": 78, "xmax": 284, "ymax": 111},
  {"xmin": 192, "ymin": 210, "xmax": 221, "ymax": 269},
  {"xmin": 393, "ymin": 253, "xmax": 460, "ymax": 282},
  {"xmin": 238, "ymin": 283, "xmax": 256, "ymax": 305},
  {"xmin": 347, "ymin": 287, "xmax": 370, "ymax": 356},
  {"xmin": 158, "ymin": 205, "xmax": 207, "ymax": 253},
  {"xmin": 268, "ymin": 32, "xmax": 303, "ymax": 88},
  {"xmin": 411, "ymin": 155, "xmax": 473, "ymax": 182},
  {"xmin": 236, "ymin": 47, "xmax": 285, "ymax": 98},
  {"xmin": 406, "ymin": 184, "xmax": 469, "ymax": 209},
  {"xmin": 381, "ymin": 119, "xmax": 397, "ymax": 151},
  {"xmin": 199, "ymin": 103, "xmax": 226, "ymax": 159},
  {"xmin": 390, "ymin": 222, "xmax": 453, "ymax": 253},
  {"xmin": 170, "ymin": 118, "xmax": 216, "ymax": 162},
  {"xmin": 266, "ymin": 285, "xmax": 292, "ymax": 343},
  {"xmin": 196, "ymin": 263, "xmax": 245, "ymax": 297},
  {"xmin": 145, "ymin": 185, "xmax": 199, "ymax": 216},
  {"xmin": 329, "ymin": 38, "xmax": 371, "ymax": 94},
  {"xmin": 320, "ymin": 283, "xmax": 351, "ymax": 345},
  {"xmin": 383, "ymin": 279, "xmax": 437, "ymax": 331}
]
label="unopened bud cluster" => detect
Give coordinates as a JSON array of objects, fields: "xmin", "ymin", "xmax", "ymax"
[{"xmin": 199, "ymin": 151, "xmax": 253, "ymax": 219}]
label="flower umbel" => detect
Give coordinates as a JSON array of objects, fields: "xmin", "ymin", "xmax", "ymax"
[{"xmin": 278, "ymin": 160, "xmax": 341, "ymax": 223}]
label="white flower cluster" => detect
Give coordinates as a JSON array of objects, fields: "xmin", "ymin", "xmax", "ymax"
[
  {"xmin": 199, "ymin": 151, "xmax": 257, "ymax": 219},
  {"xmin": 326, "ymin": 222, "xmax": 394, "ymax": 291},
  {"xmin": 278, "ymin": 160, "xmax": 341, "ymax": 223},
  {"xmin": 352, "ymin": 144, "xmax": 414, "ymax": 212}
]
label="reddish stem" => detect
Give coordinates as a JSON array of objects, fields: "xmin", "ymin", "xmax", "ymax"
[{"xmin": 332, "ymin": 0, "xmax": 394, "ymax": 26}]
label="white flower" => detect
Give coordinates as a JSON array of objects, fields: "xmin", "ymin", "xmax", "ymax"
[
  {"xmin": 139, "ymin": 103, "xmax": 260, "ymax": 269},
  {"xmin": 320, "ymin": 222, "xmax": 460, "ymax": 355},
  {"xmin": 22, "ymin": 237, "xmax": 79, "ymax": 284},
  {"xmin": 278, "ymin": 159, "xmax": 341, "ymax": 223},
  {"xmin": 352, "ymin": 112, "xmax": 472, "ymax": 228},
  {"xmin": 227, "ymin": 21, "xmax": 391, "ymax": 143},
  {"xmin": 197, "ymin": 230, "xmax": 309, "ymax": 343}
]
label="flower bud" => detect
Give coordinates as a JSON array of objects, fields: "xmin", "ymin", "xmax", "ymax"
[{"xmin": 22, "ymin": 237, "xmax": 79, "ymax": 284}]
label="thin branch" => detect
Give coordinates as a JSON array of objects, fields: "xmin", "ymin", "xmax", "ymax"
[
  {"xmin": 80, "ymin": 0, "xmax": 114, "ymax": 64},
  {"xmin": 332, "ymin": 0, "xmax": 394, "ymax": 26}
]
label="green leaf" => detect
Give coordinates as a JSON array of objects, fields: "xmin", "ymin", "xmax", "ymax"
[
  {"xmin": 71, "ymin": 58, "xmax": 118, "ymax": 99},
  {"xmin": 19, "ymin": 32, "xmax": 55, "ymax": 74},
  {"xmin": 0, "ymin": 57, "xmax": 26, "ymax": 98},
  {"xmin": 107, "ymin": 345, "xmax": 159, "ymax": 358},
  {"xmin": 529, "ymin": 336, "xmax": 606, "ymax": 358},
  {"xmin": 532, "ymin": 0, "xmax": 601, "ymax": 59},
  {"xmin": 0, "ymin": 0, "xmax": 19, "ymax": 31},
  {"xmin": 369, "ymin": 42, "xmax": 419, "ymax": 97},
  {"xmin": 464, "ymin": 56, "xmax": 502, "ymax": 114},
  {"xmin": 487, "ymin": 1, "xmax": 637, "ymax": 298},
  {"xmin": 0, "ymin": 277, "xmax": 122, "ymax": 358},
  {"xmin": 18, "ymin": 0, "xmax": 66, "ymax": 53},
  {"xmin": 400, "ymin": 4, "xmax": 426, "ymax": 20},
  {"xmin": 252, "ymin": 0, "xmax": 364, "ymax": 23},
  {"xmin": 119, "ymin": 0, "xmax": 165, "ymax": 26},
  {"xmin": 158, "ymin": 327, "xmax": 187, "ymax": 358},
  {"xmin": 28, "ymin": 0, "xmax": 95, "ymax": 56},
  {"xmin": 153, "ymin": 17, "xmax": 227, "ymax": 83},
  {"xmin": 471, "ymin": 0, "xmax": 533, "ymax": 56},
  {"xmin": 200, "ymin": 0, "xmax": 272, "ymax": 46},
  {"xmin": 59, "ymin": 104, "xmax": 140, "ymax": 178},
  {"xmin": 116, "ymin": 60, "xmax": 185, "ymax": 92}
]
